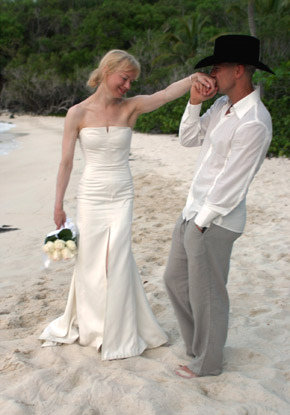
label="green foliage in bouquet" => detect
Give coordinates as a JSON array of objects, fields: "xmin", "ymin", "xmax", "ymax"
[
  {"xmin": 44, "ymin": 234, "xmax": 58, "ymax": 243},
  {"xmin": 58, "ymin": 229, "xmax": 76, "ymax": 242},
  {"xmin": 44, "ymin": 228, "xmax": 76, "ymax": 244}
]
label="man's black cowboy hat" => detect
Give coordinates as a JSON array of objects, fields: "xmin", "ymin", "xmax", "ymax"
[{"xmin": 195, "ymin": 34, "xmax": 274, "ymax": 74}]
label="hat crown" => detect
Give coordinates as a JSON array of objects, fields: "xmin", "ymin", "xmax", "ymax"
[
  {"xmin": 194, "ymin": 34, "xmax": 274, "ymax": 74},
  {"xmin": 214, "ymin": 35, "xmax": 260, "ymax": 63}
]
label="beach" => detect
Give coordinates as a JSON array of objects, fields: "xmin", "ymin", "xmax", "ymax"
[{"xmin": 0, "ymin": 113, "xmax": 289, "ymax": 415}]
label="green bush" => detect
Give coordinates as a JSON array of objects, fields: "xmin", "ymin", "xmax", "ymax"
[
  {"xmin": 135, "ymin": 94, "xmax": 215, "ymax": 134},
  {"xmin": 1, "ymin": 57, "xmax": 89, "ymax": 114},
  {"xmin": 135, "ymin": 95, "xmax": 188, "ymax": 134},
  {"xmin": 252, "ymin": 61, "xmax": 289, "ymax": 157},
  {"xmin": 0, "ymin": 0, "xmax": 289, "ymax": 157},
  {"xmin": 264, "ymin": 96, "xmax": 290, "ymax": 158}
]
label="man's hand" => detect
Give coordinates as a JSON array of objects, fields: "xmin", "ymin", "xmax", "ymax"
[
  {"xmin": 190, "ymin": 72, "xmax": 217, "ymax": 105},
  {"xmin": 195, "ymin": 224, "xmax": 207, "ymax": 233}
]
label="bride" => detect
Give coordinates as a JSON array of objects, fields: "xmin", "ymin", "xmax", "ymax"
[{"xmin": 39, "ymin": 49, "xmax": 214, "ymax": 360}]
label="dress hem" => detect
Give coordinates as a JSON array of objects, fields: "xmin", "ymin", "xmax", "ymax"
[{"xmin": 39, "ymin": 336, "xmax": 167, "ymax": 360}]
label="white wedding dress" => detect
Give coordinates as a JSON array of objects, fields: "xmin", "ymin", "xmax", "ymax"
[{"xmin": 39, "ymin": 126, "xmax": 168, "ymax": 360}]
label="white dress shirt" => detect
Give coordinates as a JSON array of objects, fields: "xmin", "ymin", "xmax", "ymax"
[{"xmin": 180, "ymin": 87, "xmax": 272, "ymax": 233}]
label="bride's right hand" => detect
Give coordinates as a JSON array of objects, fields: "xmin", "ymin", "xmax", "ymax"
[
  {"xmin": 190, "ymin": 72, "xmax": 217, "ymax": 104},
  {"xmin": 54, "ymin": 208, "xmax": 66, "ymax": 229}
]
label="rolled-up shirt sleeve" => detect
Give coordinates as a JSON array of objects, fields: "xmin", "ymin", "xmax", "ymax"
[{"xmin": 194, "ymin": 121, "xmax": 271, "ymax": 228}]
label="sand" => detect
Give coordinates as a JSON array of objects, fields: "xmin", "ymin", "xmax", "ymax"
[{"xmin": 0, "ymin": 114, "xmax": 289, "ymax": 415}]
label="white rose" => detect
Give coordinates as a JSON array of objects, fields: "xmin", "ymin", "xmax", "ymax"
[
  {"xmin": 61, "ymin": 247, "xmax": 74, "ymax": 260},
  {"xmin": 42, "ymin": 241, "xmax": 55, "ymax": 253},
  {"xmin": 54, "ymin": 239, "xmax": 66, "ymax": 250},
  {"xmin": 52, "ymin": 249, "xmax": 62, "ymax": 261},
  {"xmin": 66, "ymin": 240, "xmax": 77, "ymax": 251}
]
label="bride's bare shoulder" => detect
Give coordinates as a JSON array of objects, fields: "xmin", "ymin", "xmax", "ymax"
[
  {"xmin": 65, "ymin": 102, "xmax": 88, "ymax": 127},
  {"xmin": 67, "ymin": 101, "xmax": 87, "ymax": 117}
]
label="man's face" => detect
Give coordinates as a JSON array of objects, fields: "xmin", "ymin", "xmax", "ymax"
[{"xmin": 210, "ymin": 63, "xmax": 237, "ymax": 95}]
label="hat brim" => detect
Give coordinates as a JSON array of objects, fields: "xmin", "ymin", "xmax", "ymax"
[{"xmin": 194, "ymin": 55, "xmax": 275, "ymax": 74}]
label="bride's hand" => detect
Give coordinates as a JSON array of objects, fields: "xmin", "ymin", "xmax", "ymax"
[
  {"xmin": 190, "ymin": 72, "xmax": 217, "ymax": 104},
  {"xmin": 54, "ymin": 208, "xmax": 66, "ymax": 229}
]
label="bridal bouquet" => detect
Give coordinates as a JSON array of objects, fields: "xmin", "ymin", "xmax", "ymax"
[{"xmin": 42, "ymin": 219, "xmax": 78, "ymax": 267}]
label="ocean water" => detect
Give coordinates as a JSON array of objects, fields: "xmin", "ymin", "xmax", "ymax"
[{"xmin": 0, "ymin": 121, "xmax": 17, "ymax": 155}]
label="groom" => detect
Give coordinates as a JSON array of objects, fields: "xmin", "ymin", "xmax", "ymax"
[{"xmin": 164, "ymin": 35, "xmax": 274, "ymax": 378}]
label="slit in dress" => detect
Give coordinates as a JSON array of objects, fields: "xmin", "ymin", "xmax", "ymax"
[{"xmin": 106, "ymin": 227, "xmax": 111, "ymax": 276}]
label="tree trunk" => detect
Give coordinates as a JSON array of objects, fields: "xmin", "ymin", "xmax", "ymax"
[
  {"xmin": 247, "ymin": 0, "xmax": 264, "ymax": 95},
  {"xmin": 248, "ymin": 0, "xmax": 257, "ymax": 36}
]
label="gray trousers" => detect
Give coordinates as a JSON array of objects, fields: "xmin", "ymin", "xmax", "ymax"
[{"xmin": 164, "ymin": 215, "xmax": 241, "ymax": 376}]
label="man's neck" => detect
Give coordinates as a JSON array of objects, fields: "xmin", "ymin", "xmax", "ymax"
[{"xmin": 228, "ymin": 84, "xmax": 254, "ymax": 105}]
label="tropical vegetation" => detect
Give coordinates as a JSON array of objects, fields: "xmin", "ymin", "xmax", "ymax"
[{"xmin": 0, "ymin": 0, "xmax": 289, "ymax": 156}]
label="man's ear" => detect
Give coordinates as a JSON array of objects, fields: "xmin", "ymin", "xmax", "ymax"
[{"xmin": 235, "ymin": 64, "xmax": 245, "ymax": 79}]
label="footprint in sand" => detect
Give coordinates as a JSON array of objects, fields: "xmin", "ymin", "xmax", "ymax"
[
  {"xmin": 0, "ymin": 309, "xmax": 10, "ymax": 315},
  {"xmin": 255, "ymin": 325, "xmax": 284, "ymax": 339},
  {"xmin": 249, "ymin": 307, "xmax": 271, "ymax": 316},
  {"xmin": 132, "ymin": 236, "xmax": 142, "ymax": 244},
  {"xmin": 1, "ymin": 352, "xmax": 26, "ymax": 373},
  {"xmin": 153, "ymin": 291, "xmax": 166, "ymax": 299},
  {"xmin": 33, "ymin": 293, "xmax": 47, "ymax": 300},
  {"xmin": 7, "ymin": 315, "xmax": 25, "ymax": 329},
  {"xmin": 145, "ymin": 255, "xmax": 159, "ymax": 263},
  {"xmin": 152, "ymin": 303, "xmax": 166, "ymax": 314}
]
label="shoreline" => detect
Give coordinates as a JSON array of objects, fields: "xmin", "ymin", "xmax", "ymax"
[
  {"xmin": 0, "ymin": 120, "xmax": 17, "ymax": 156},
  {"xmin": 0, "ymin": 114, "xmax": 289, "ymax": 414}
]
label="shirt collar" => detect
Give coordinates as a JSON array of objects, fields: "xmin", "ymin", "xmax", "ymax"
[{"xmin": 228, "ymin": 87, "xmax": 260, "ymax": 119}]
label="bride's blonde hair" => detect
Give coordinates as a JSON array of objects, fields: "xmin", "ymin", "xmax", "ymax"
[{"xmin": 87, "ymin": 50, "xmax": 140, "ymax": 88}]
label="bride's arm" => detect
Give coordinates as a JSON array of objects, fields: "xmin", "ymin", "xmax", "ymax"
[
  {"xmin": 131, "ymin": 73, "xmax": 216, "ymax": 116},
  {"xmin": 54, "ymin": 106, "xmax": 80, "ymax": 229}
]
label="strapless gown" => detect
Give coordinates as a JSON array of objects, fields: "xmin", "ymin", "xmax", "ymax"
[{"xmin": 39, "ymin": 126, "xmax": 168, "ymax": 360}]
